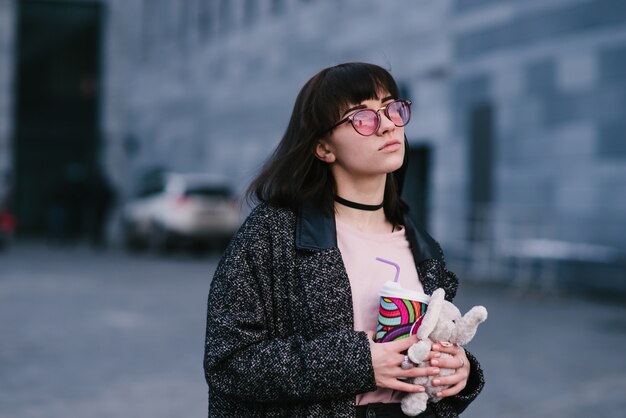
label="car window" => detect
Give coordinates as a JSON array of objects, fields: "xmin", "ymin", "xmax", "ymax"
[
  {"xmin": 137, "ymin": 179, "xmax": 165, "ymax": 197},
  {"xmin": 135, "ymin": 168, "xmax": 167, "ymax": 197},
  {"xmin": 184, "ymin": 186, "xmax": 232, "ymax": 198}
]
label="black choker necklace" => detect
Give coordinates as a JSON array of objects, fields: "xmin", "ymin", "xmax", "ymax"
[{"xmin": 334, "ymin": 195, "xmax": 384, "ymax": 211}]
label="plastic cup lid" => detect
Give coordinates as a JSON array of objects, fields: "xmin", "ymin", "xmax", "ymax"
[{"xmin": 379, "ymin": 281, "xmax": 430, "ymax": 303}]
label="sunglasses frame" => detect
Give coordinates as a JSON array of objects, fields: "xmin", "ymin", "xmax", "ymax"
[{"xmin": 327, "ymin": 99, "xmax": 412, "ymax": 137}]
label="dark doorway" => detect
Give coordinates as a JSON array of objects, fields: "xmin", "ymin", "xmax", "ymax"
[
  {"xmin": 403, "ymin": 145, "xmax": 432, "ymax": 229},
  {"xmin": 14, "ymin": 0, "xmax": 102, "ymax": 238},
  {"xmin": 467, "ymin": 103, "xmax": 494, "ymax": 242}
]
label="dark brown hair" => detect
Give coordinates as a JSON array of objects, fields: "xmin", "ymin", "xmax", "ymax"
[{"xmin": 247, "ymin": 62, "xmax": 409, "ymax": 225}]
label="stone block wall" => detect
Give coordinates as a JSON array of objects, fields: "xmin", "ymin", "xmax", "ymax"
[
  {"xmin": 1, "ymin": 0, "xmax": 624, "ymax": 290},
  {"xmin": 108, "ymin": 0, "xmax": 453, "ymax": 202},
  {"xmin": 448, "ymin": 0, "xmax": 626, "ymax": 291}
]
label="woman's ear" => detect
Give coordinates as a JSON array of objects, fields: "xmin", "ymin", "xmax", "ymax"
[{"xmin": 315, "ymin": 140, "xmax": 336, "ymax": 163}]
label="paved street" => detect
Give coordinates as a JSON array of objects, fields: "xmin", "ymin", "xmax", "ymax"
[
  {"xmin": 1, "ymin": 242, "xmax": 212, "ymax": 418},
  {"xmin": 1, "ymin": 242, "xmax": 625, "ymax": 417}
]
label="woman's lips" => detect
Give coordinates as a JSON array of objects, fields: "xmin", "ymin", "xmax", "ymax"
[{"xmin": 379, "ymin": 140, "xmax": 402, "ymax": 152}]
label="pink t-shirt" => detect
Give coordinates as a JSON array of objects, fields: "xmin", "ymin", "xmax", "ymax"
[{"xmin": 335, "ymin": 219, "xmax": 424, "ymax": 405}]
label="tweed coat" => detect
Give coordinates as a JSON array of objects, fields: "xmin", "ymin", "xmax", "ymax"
[{"xmin": 204, "ymin": 202, "xmax": 484, "ymax": 417}]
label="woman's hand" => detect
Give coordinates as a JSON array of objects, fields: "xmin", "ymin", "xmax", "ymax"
[
  {"xmin": 367, "ymin": 332, "xmax": 440, "ymax": 393},
  {"xmin": 429, "ymin": 342, "xmax": 470, "ymax": 398}
]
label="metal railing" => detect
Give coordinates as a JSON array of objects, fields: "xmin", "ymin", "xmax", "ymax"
[{"xmin": 435, "ymin": 203, "xmax": 626, "ymax": 295}]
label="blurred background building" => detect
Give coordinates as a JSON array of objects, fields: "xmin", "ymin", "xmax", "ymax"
[{"xmin": 0, "ymin": 0, "xmax": 625, "ymax": 294}]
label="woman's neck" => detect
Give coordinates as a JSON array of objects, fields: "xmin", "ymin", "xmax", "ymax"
[
  {"xmin": 335, "ymin": 204, "xmax": 391, "ymax": 233},
  {"xmin": 334, "ymin": 172, "xmax": 386, "ymax": 203},
  {"xmin": 334, "ymin": 176, "xmax": 392, "ymax": 234}
]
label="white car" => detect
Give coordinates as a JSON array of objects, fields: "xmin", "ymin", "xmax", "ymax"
[{"xmin": 121, "ymin": 172, "xmax": 242, "ymax": 251}]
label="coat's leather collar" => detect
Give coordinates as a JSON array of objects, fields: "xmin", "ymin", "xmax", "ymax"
[
  {"xmin": 295, "ymin": 200, "xmax": 337, "ymax": 251},
  {"xmin": 295, "ymin": 200, "xmax": 441, "ymax": 263},
  {"xmin": 402, "ymin": 215, "xmax": 442, "ymax": 263}
]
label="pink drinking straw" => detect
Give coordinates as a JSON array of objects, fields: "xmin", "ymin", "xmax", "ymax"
[{"xmin": 375, "ymin": 257, "xmax": 400, "ymax": 282}]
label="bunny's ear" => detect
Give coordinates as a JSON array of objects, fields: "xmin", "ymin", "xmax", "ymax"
[{"xmin": 417, "ymin": 288, "xmax": 445, "ymax": 340}]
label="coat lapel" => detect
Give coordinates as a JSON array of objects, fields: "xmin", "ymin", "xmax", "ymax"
[
  {"xmin": 417, "ymin": 258, "xmax": 443, "ymax": 296},
  {"xmin": 403, "ymin": 215, "xmax": 444, "ymax": 296},
  {"xmin": 297, "ymin": 248, "xmax": 355, "ymax": 334},
  {"xmin": 295, "ymin": 201, "xmax": 354, "ymax": 333}
]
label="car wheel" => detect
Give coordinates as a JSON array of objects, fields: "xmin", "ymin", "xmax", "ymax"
[
  {"xmin": 122, "ymin": 221, "xmax": 147, "ymax": 252},
  {"xmin": 150, "ymin": 222, "xmax": 173, "ymax": 253}
]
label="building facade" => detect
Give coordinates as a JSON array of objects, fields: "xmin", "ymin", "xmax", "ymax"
[
  {"xmin": 1, "ymin": 0, "xmax": 625, "ymax": 292},
  {"xmin": 449, "ymin": 0, "xmax": 626, "ymax": 292}
]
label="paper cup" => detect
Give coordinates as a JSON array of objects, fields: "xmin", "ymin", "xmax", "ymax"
[{"xmin": 374, "ymin": 281, "xmax": 430, "ymax": 343}]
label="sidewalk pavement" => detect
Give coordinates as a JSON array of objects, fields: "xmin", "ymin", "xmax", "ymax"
[
  {"xmin": 455, "ymin": 282, "xmax": 626, "ymax": 418},
  {"xmin": 1, "ymin": 241, "xmax": 625, "ymax": 417}
]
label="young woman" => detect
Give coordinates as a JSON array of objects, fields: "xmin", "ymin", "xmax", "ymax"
[{"xmin": 204, "ymin": 62, "xmax": 484, "ymax": 417}]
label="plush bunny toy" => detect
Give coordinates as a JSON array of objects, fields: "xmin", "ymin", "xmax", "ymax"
[{"xmin": 401, "ymin": 288, "xmax": 488, "ymax": 416}]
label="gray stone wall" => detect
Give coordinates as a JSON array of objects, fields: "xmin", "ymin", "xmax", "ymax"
[
  {"xmin": 116, "ymin": 0, "xmax": 453, "ymax": 199},
  {"xmin": 206, "ymin": 0, "xmax": 452, "ymax": 190},
  {"xmin": 1, "ymin": 0, "xmax": 624, "ymax": 289},
  {"xmin": 100, "ymin": 0, "xmax": 143, "ymax": 196},
  {"xmin": 449, "ymin": 0, "xmax": 626, "ymax": 291}
]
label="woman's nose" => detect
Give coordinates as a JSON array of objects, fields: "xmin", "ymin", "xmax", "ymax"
[{"xmin": 377, "ymin": 111, "xmax": 396, "ymax": 135}]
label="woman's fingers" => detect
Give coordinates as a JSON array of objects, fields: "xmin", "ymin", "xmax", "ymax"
[
  {"xmin": 429, "ymin": 346, "xmax": 470, "ymax": 398},
  {"xmin": 430, "ymin": 355, "xmax": 462, "ymax": 369},
  {"xmin": 431, "ymin": 366, "xmax": 467, "ymax": 387},
  {"xmin": 398, "ymin": 364, "xmax": 439, "ymax": 378},
  {"xmin": 433, "ymin": 378, "xmax": 467, "ymax": 398},
  {"xmin": 370, "ymin": 334, "xmax": 426, "ymax": 391},
  {"xmin": 430, "ymin": 345, "xmax": 467, "ymax": 369},
  {"xmin": 385, "ymin": 379, "xmax": 426, "ymax": 393},
  {"xmin": 431, "ymin": 342, "xmax": 459, "ymax": 355},
  {"xmin": 370, "ymin": 334, "xmax": 473, "ymax": 394},
  {"xmin": 430, "ymin": 364, "xmax": 468, "ymax": 398},
  {"xmin": 390, "ymin": 334, "xmax": 419, "ymax": 351}
]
